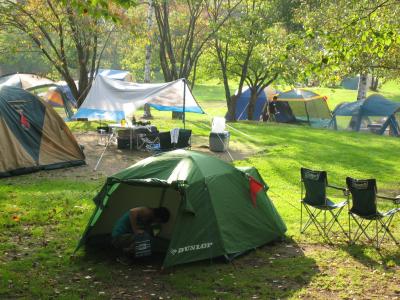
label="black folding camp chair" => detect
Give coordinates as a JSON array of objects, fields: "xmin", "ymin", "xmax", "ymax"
[
  {"xmin": 300, "ymin": 168, "xmax": 349, "ymax": 243},
  {"xmin": 346, "ymin": 177, "xmax": 400, "ymax": 248},
  {"xmin": 175, "ymin": 129, "xmax": 192, "ymax": 149},
  {"xmin": 159, "ymin": 129, "xmax": 192, "ymax": 151},
  {"xmin": 159, "ymin": 132, "xmax": 174, "ymax": 151}
]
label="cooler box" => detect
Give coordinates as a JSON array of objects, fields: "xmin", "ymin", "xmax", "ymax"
[
  {"xmin": 209, "ymin": 131, "xmax": 230, "ymax": 152},
  {"xmin": 134, "ymin": 233, "xmax": 152, "ymax": 258}
]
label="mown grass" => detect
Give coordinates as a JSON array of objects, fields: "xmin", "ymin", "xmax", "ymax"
[{"xmin": 1, "ymin": 84, "xmax": 400, "ymax": 299}]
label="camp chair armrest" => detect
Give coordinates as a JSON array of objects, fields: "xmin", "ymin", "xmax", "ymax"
[
  {"xmin": 327, "ymin": 185, "xmax": 349, "ymax": 195},
  {"xmin": 377, "ymin": 194, "xmax": 400, "ymax": 204}
]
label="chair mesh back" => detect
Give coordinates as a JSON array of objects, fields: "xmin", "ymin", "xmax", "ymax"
[
  {"xmin": 301, "ymin": 168, "xmax": 327, "ymax": 206},
  {"xmin": 159, "ymin": 132, "xmax": 173, "ymax": 150},
  {"xmin": 346, "ymin": 177, "xmax": 377, "ymax": 216},
  {"xmin": 176, "ymin": 129, "xmax": 192, "ymax": 148}
]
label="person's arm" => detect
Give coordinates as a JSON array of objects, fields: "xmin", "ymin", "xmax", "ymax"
[
  {"xmin": 129, "ymin": 207, "xmax": 155, "ymax": 235},
  {"xmin": 129, "ymin": 207, "xmax": 147, "ymax": 235}
]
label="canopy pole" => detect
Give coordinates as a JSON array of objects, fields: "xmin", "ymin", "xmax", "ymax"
[
  {"xmin": 304, "ymin": 102, "xmax": 310, "ymax": 125},
  {"xmin": 183, "ymin": 78, "xmax": 186, "ymax": 129}
]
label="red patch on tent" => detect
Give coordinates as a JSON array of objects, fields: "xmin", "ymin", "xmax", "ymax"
[
  {"xmin": 249, "ymin": 176, "xmax": 264, "ymax": 207},
  {"xmin": 20, "ymin": 111, "xmax": 30, "ymax": 129}
]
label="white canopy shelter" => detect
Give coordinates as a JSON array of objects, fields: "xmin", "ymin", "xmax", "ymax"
[{"xmin": 73, "ymin": 75, "xmax": 204, "ymax": 121}]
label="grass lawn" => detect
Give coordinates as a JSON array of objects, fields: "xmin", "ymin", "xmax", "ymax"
[{"xmin": 1, "ymin": 85, "xmax": 400, "ymax": 299}]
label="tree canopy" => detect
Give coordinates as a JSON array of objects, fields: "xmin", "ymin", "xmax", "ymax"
[{"xmin": 1, "ymin": 0, "xmax": 399, "ymax": 111}]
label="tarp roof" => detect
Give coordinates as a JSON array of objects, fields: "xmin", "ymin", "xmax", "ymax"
[
  {"xmin": 73, "ymin": 75, "xmax": 204, "ymax": 121},
  {"xmin": 97, "ymin": 69, "xmax": 131, "ymax": 81},
  {"xmin": 0, "ymin": 73, "xmax": 54, "ymax": 90},
  {"xmin": 333, "ymin": 94, "xmax": 400, "ymax": 117},
  {"xmin": 277, "ymin": 89, "xmax": 324, "ymax": 102}
]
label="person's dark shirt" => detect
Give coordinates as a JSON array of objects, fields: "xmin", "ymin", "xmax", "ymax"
[{"xmin": 268, "ymin": 101, "xmax": 277, "ymax": 115}]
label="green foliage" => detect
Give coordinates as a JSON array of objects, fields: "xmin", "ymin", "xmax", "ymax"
[
  {"xmin": 0, "ymin": 30, "xmax": 53, "ymax": 76},
  {"xmin": 66, "ymin": 0, "xmax": 137, "ymax": 22},
  {"xmin": 297, "ymin": 0, "xmax": 400, "ymax": 82}
]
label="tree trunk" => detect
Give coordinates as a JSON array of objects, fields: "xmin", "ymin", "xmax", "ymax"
[
  {"xmin": 371, "ymin": 76, "xmax": 379, "ymax": 91},
  {"xmin": 143, "ymin": 0, "xmax": 154, "ymax": 119},
  {"xmin": 247, "ymin": 89, "xmax": 259, "ymax": 121},
  {"xmin": 227, "ymin": 94, "xmax": 239, "ymax": 122},
  {"xmin": 357, "ymin": 73, "xmax": 368, "ymax": 101}
]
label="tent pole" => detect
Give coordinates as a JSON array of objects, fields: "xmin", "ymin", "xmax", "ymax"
[
  {"xmin": 304, "ymin": 101, "xmax": 310, "ymax": 125},
  {"xmin": 183, "ymin": 78, "xmax": 186, "ymax": 129}
]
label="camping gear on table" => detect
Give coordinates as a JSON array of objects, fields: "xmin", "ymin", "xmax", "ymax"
[
  {"xmin": 209, "ymin": 131, "xmax": 230, "ymax": 152},
  {"xmin": 114, "ymin": 125, "xmax": 159, "ymax": 150},
  {"xmin": 0, "ymin": 86, "xmax": 85, "ymax": 178},
  {"xmin": 330, "ymin": 94, "xmax": 400, "ymax": 136},
  {"xmin": 76, "ymin": 150, "xmax": 286, "ymax": 268}
]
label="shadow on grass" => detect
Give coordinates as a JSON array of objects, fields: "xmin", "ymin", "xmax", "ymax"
[
  {"xmin": 76, "ymin": 238, "xmax": 318, "ymax": 299},
  {"xmin": 339, "ymin": 243, "xmax": 400, "ymax": 270}
]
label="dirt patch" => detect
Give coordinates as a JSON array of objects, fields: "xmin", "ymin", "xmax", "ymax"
[{"xmin": 34, "ymin": 132, "xmax": 258, "ymax": 180}]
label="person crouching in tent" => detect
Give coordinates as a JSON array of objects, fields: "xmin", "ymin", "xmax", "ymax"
[{"xmin": 112, "ymin": 207, "xmax": 170, "ymax": 255}]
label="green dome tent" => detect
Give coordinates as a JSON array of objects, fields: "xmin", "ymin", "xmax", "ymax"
[{"xmin": 76, "ymin": 150, "xmax": 286, "ymax": 268}]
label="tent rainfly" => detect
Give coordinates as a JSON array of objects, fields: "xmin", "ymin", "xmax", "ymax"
[
  {"xmin": 0, "ymin": 73, "xmax": 54, "ymax": 90},
  {"xmin": 330, "ymin": 94, "xmax": 400, "ymax": 136},
  {"xmin": 228, "ymin": 86, "xmax": 277, "ymax": 121},
  {"xmin": 275, "ymin": 89, "xmax": 331, "ymax": 128},
  {"xmin": 75, "ymin": 150, "xmax": 287, "ymax": 268},
  {"xmin": 73, "ymin": 75, "xmax": 204, "ymax": 121},
  {"xmin": 0, "ymin": 86, "xmax": 85, "ymax": 178}
]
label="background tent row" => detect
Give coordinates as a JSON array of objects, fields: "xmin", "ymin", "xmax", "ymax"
[
  {"xmin": 76, "ymin": 150, "xmax": 286, "ymax": 268},
  {"xmin": 275, "ymin": 89, "xmax": 331, "ymax": 128},
  {"xmin": 229, "ymin": 87, "xmax": 331, "ymax": 128},
  {"xmin": 73, "ymin": 75, "xmax": 204, "ymax": 121},
  {"xmin": 230, "ymin": 86, "xmax": 277, "ymax": 121},
  {"xmin": 0, "ymin": 86, "xmax": 85, "ymax": 178},
  {"xmin": 0, "ymin": 73, "xmax": 77, "ymax": 119},
  {"xmin": 0, "ymin": 73, "xmax": 54, "ymax": 90},
  {"xmin": 330, "ymin": 94, "xmax": 400, "ymax": 136}
]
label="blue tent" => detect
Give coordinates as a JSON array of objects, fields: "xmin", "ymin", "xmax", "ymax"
[
  {"xmin": 341, "ymin": 76, "xmax": 360, "ymax": 90},
  {"xmin": 330, "ymin": 94, "xmax": 400, "ymax": 136},
  {"xmin": 229, "ymin": 86, "xmax": 276, "ymax": 121}
]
